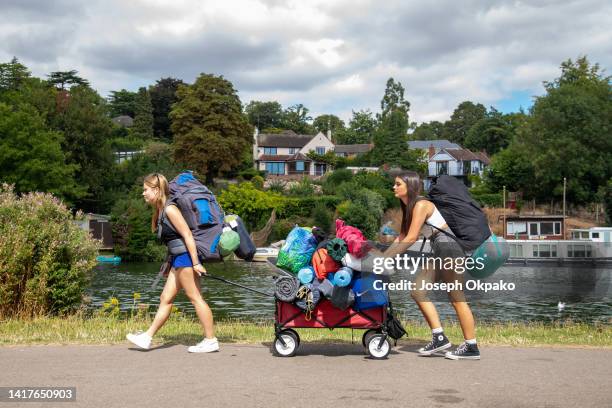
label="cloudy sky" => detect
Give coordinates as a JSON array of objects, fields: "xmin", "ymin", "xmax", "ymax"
[{"xmin": 1, "ymin": 0, "xmax": 611, "ymax": 124}]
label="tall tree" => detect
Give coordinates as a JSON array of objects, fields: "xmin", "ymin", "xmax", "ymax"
[
  {"xmin": 0, "ymin": 102, "xmax": 82, "ymax": 199},
  {"xmin": 50, "ymin": 85, "xmax": 115, "ymax": 212},
  {"xmin": 313, "ymin": 114, "xmax": 345, "ymax": 140},
  {"xmin": 0, "ymin": 57, "xmax": 30, "ymax": 92},
  {"xmin": 372, "ymin": 109, "xmax": 410, "ymax": 167},
  {"xmin": 444, "ymin": 101, "xmax": 487, "ymax": 145},
  {"xmin": 244, "ymin": 100, "xmax": 283, "ymax": 131},
  {"xmin": 149, "ymin": 77, "xmax": 184, "ymax": 141},
  {"xmin": 132, "ymin": 87, "xmax": 154, "ymax": 139},
  {"xmin": 171, "ymin": 74, "xmax": 253, "ymax": 184},
  {"xmin": 521, "ymin": 56, "xmax": 612, "ymax": 203},
  {"xmin": 464, "ymin": 109, "xmax": 512, "ymax": 155},
  {"xmin": 281, "ymin": 103, "xmax": 314, "ymax": 134},
  {"xmin": 410, "ymin": 120, "xmax": 446, "ymax": 141},
  {"xmin": 47, "ymin": 70, "xmax": 89, "ymax": 90},
  {"xmin": 335, "ymin": 109, "xmax": 377, "ymax": 144},
  {"xmin": 378, "ymin": 77, "xmax": 410, "ymax": 122},
  {"xmin": 108, "ymin": 89, "xmax": 138, "ymax": 118}
]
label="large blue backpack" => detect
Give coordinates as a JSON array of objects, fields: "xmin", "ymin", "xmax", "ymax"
[{"xmin": 160, "ymin": 171, "xmax": 224, "ymax": 261}]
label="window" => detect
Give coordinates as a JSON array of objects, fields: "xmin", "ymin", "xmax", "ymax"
[
  {"xmin": 592, "ymin": 232, "xmax": 600, "ymax": 239},
  {"xmin": 316, "ymin": 147, "xmax": 325, "ymax": 155},
  {"xmin": 509, "ymin": 244, "xmax": 523, "ymax": 257},
  {"xmin": 265, "ymin": 162, "xmax": 285, "ymax": 175},
  {"xmin": 555, "ymin": 222, "xmax": 561, "ymax": 235},
  {"xmin": 289, "ymin": 148, "xmax": 298, "ymax": 154},
  {"xmin": 568, "ymin": 244, "xmax": 592, "ymax": 258},
  {"xmin": 529, "ymin": 223, "xmax": 539, "ymax": 236},
  {"xmin": 264, "ymin": 147, "xmax": 277, "ymax": 155},
  {"xmin": 462, "ymin": 160, "xmax": 471, "ymax": 175},
  {"xmin": 436, "ymin": 161, "xmax": 448, "ymax": 175},
  {"xmin": 507, "ymin": 222, "xmax": 527, "ymax": 234},
  {"xmin": 533, "ymin": 244, "xmax": 557, "ymax": 258},
  {"xmin": 540, "ymin": 222, "xmax": 554, "ymax": 235},
  {"xmin": 296, "ymin": 161, "xmax": 304, "ymax": 171},
  {"xmin": 581, "ymin": 231, "xmax": 589, "ymax": 239}
]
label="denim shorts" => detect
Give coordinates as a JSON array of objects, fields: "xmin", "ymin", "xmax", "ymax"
[{"xmin": 171, "ymin": 253, "xmax": 201, "ymax": 268}]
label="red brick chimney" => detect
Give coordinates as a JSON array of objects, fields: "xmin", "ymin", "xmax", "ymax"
[{"xmin": 428, "ymin": 144, "xmax": 435, "ymax": 159}]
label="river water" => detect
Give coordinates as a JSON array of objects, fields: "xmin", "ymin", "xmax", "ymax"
[{"xmin": 89, "ymin": 261, "xmax": 611, "ymax": 324}]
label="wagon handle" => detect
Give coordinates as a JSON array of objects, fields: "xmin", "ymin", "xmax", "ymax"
[{"xmin": 202, "ymin": 274, "xmax": 275, "ymax": 298}]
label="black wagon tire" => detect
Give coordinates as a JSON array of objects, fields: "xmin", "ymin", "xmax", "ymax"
[
  {"xmin": 362, "ymin": 329, "xmax": 379, "ymax": 348},
  {"xmin": 273, "ymin": 330, "xmax": 299, "ymax": 357},
  {"xmin": 367, "ymin": 334, "xmax": 390, "ymax": 359}
]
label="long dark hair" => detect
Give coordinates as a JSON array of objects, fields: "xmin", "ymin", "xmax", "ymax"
[{"xmin": 397, "ymin": 171, "xmax": 423, "ymax": 237}]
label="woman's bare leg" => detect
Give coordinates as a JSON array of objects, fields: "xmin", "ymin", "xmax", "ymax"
[
  {"xmin": 146, "ymin": 269, "xmax": 181, "ymax": 337},
  {"xmin": 177, "ymin": 267, "xmax": 215, "ymax": 339}
]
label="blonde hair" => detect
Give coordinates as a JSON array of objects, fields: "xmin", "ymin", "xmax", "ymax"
[{"xmin": 143, "ymin": 173, "xmax": 170, "ymax": 232}]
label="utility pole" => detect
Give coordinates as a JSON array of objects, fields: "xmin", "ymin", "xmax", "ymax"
[
  {"xmin": 503, "ymin": 185, "xmax": 506, "ymax": 239},
  {"xmin": 563, "ymin": 177, "xmax": 567, "ymax": 239}
]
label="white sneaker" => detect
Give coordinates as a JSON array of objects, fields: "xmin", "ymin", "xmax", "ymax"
[
  {"xmin": 188, "ymin": 337, "xmax": 219, "ymax": 353},
  {"xmin": 126, "ymin": 332, "xmax": 152, "ymax": 350}
]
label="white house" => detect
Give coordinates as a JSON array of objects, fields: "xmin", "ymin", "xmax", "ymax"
[{"xmin": 253, "ymin": 129, "xmax": 335, "ymax": 177}]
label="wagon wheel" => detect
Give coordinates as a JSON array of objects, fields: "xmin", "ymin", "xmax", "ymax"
[
  {"xmin": 362, "ymin": 329, "xmax": 381, "ymax": 348},
  {"xmin": 367, "ymin": 334, "xmax": 390, "ymax": 359},
  {"xmin": 273, "ymin": 330, "xmax": 299, "ymax": 357}
]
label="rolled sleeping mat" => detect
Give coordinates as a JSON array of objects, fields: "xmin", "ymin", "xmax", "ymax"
[
  {"xmin": 333, "ymin": 267, "xmax": 353, "ymax": 287},
  {"xmin": 326, "ymin": 237, "xmax": 348, "ymax": 262},
  {"xmin": 295, "ymin": 283, "xmax": 321, "ymax": 311},
  {"xmin": 274, "ymin": 275, "xmax": 300, "ymax": 303},
  {"xmin": 297, "ymin": 266, "xmax": 315, "ymax": 285},
  {"xmin": 317, "ymin": 278, "xmax": 334, "ymax": 299},
  {"xmin": 224, "ymin": 214, "xmax": 256, "ymax": 261}
]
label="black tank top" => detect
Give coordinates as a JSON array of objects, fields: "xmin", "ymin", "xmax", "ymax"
[{"xmin": 158, "ymin": 205, "xmax": 182, "ymax": 244}]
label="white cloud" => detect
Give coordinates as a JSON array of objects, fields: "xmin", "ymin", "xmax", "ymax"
[{"xmin": 0, "ymin": 0, "xmax": 610, "ymax": 124}]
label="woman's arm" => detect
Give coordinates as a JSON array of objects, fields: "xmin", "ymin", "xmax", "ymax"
[
  {"xmin": 165, "ymin": 205, "xmax": 206, "ymax": 275},
  {"xmin": 383, "ymin": 200, "xmax": 431, "ymax": 258}
]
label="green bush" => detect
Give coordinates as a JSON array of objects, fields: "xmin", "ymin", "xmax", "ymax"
[
  {"xmin": 251, "ymin": 175, "xmax": 264, "ymax": 190},
  {"xmin": 266, "ymin": 179, "xmax": 285, "ymax": 194},
  {"xmin": 110, "ymin": 191, "xmax": 166, "ymax": 262},
  {"xmin": 218, "ymin": 182, "xmax": 285, "ymax": 229},
  {"xmin": 0, "ymin": 185, "xmax": 100, "ymax": 317},
  {"xmin": 311, "ymin": 202, "xmax": 333, "ymax": 233},
  {"xmin": 287, "ymin": 177, "xmax": 315, "ymax": 196},
  {"xmin": 280, "ymin": 196, "xmax": 342, "ymax": 219},
  {"xmin": 322, "ymin": 169, "xmax": 353, "ymax": 194},
  {"xmin": 471, "ymin": 193, "xmax": 503, "ymax": 208},
  {"xmin": 336, "ymin": 201, "xmax": 379, "ymax": 239}
]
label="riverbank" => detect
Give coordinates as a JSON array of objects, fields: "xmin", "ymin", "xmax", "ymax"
[{"xmin": 1, "ymin": 315, "xmax": 610, "ymax": 347}]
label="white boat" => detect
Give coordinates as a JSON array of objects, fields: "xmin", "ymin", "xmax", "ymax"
[{"xmin": 252, "ymin": 247, "xmax": 279, "ymax": 262}]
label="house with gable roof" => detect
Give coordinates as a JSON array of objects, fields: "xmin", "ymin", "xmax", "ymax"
[
  {"xmin": 408, "ymin": 139, "xmax": 490, "ymax": 187},
  {"xmin": 253, "ymin": 129, "xmax": 335, "ymax": 178}
]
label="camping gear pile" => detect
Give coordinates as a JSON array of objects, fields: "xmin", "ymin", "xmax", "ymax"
[{"xmin": 275, "ymin": 219, "xmax": 389, "ymax": 319}]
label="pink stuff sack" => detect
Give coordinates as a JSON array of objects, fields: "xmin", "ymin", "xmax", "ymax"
[{"xmin": 335, "ymin": 219, "xmax": 370, "ymax": 258}]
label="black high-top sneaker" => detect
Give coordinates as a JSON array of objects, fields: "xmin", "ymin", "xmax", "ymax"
[
  {"xmin": 445, "ymin": 342, "xmax": 481, "ymax": 360},
  {"xmin": 418, "ymin": 332, "xmax": 451, "ymax": 355}
]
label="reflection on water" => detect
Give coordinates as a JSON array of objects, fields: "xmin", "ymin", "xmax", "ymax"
[{"xmin": 88, "ymin": 262, "xmax": 612, "ymax": 324}]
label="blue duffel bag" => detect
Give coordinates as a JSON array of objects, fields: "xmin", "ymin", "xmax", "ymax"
[{"xmin": 351, "ymin": 272, "xmax": 388, "ymax": 311}]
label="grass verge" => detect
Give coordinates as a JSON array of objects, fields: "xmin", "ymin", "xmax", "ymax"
[{"xmin": 0, "ymin": 315, "xmax": 610, "ymax": 348}]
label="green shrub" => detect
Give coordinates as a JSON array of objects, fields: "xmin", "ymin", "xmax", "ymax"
[
  {"xmin": 266, "ymin": 179, "xmax": 286, "ymax": 194},
  {"xmin": 218, "ymin": 182, "xmax": 285, "ymax": 229},
  {"xmin": 287, "ymin": 177, "xmax": 315, "ymax": 196},
  {"xmin": 471, "ymin": 193, "xmax": 503, "ymax": 208},
  {"xmin": 0, "ymin": 185, "xmax": 100, "ymax": 317},
  {"xmin": 110, "ymin": 190, "xmax": 166, "ymax": 262},
  {"xmin": 251, "ymin": 175, "xmax": 264, "ymax": 190},
  {"xmin": 336, "ymin": 202, "xmax": 379, "ymax": 239},
  {"xmin": 322, "ymin": 169, "xmax": 353, "ymax": 194},
  {"xmin": 311, "ymin": 202, "xmax": 333, "ymax": 233}
]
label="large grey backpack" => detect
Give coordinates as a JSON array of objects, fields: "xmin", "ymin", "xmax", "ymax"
[{"xmin": 160, "ymin": 171, "xmax": 224, "ymax": 261}]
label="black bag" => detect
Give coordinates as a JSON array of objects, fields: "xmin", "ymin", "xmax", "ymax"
[
  {"xmin": 427, "ymin": 175, "xmax": 491, "ymax": 252},
  {"xmin": 386, "ymin": 302, "xmax": 406, "ymax": 340}
]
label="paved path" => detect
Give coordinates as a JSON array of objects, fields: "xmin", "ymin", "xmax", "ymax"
[{"xmin": 1, "ymin": 342, "xmax": 611, "ymax": 407}]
